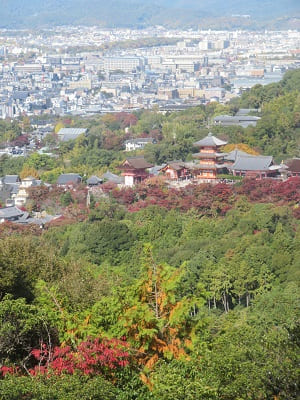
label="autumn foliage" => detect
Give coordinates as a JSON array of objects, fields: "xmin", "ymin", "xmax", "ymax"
[
  {"xmin": 1, "ymin": 338, "xmax": 130, "ymax": 378},
  {"xmin": 110, "ymin": 177, "xmax": 300, "ymax": 217}
]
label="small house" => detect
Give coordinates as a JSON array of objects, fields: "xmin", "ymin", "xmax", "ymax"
[{"xmin": 124, "ymin": 138, "xmax": 156, "ymax": 152}]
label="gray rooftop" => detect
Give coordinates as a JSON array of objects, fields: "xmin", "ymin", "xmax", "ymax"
[
  {"xmin": 194, "ymin": 133, "xmax": 227, "ymax": 147},
  {"xmin": 57, "ymin": 128, "xmax": 87, "ymax": 142},
  {"xmin": 87, "ymin": 175, "xmax": 103, "ymax": 185},
  {"xmin": 214, "ymin": 115, "xmax": 260, "ymax": 122},
  {"xmin": 214, "ymin": 115, "xmax": 261, "ymax": 128},
  {"xmin": 231, "ymin": 155, "xmax": 273, "ymax": 171},
  {"xmin": 224, "ymin": 149, "xmax": 252, "ymax": 162},
  {"xmin": 101, "ymin": 171, "xmax": 124, "ymax": 184},
  {"xmin": 3, "ymin": 175, "xmax": 20, "ymax": 185},
  {"xmin": 0, "ymin": 206, "xmax": 24, "ymax": 220},
  {"xmin": 57, "ymin": 173, "xmax": 82, "ymax": 185}
]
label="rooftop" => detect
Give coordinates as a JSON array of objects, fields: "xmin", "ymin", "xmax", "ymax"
[
  {"xmin": 231, "ymin": 155, "xmax": 273, "ymax": 171},
  {"xmin": 57, "ymin": 128, "xmax": 87, "ymax": 142},
  {"xmin": 194, "ymin": 133, "xmax": 227, "ymax": 148},
  {"xmin": 286, "ymin": 158, "xmax": 300, "ymax": 173},
  {"xmin": 121, "ymin": 157, "xmax": 153, "ymax": 170},
  {"xmin": 57, "ymin": 173, "xmax": 82, "ymax": 185}
]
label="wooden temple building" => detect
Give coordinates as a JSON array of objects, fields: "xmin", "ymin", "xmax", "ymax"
[
  {"xmin": 193, "ymin": 133, "xmax": 228, "ymax": 180},
  {"xmin": 160, "ymin": 161, "xmax": 194, "ymax": 181},
  {"xmin": 119, "ymin": 157, "xmax": 153, "ymax": 186}
]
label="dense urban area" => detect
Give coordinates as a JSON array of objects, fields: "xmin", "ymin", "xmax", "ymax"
[
  {"xmin": 0, "ymin": 25, "xmax": 299, "ymax": 400},
  {"xmin": 0, "ymin": 28, "xmax": 299, "ymax": 118}
]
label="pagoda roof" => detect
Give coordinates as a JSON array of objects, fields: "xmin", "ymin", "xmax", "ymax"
[
  {"xmin": 120, "ymin": 157, "xmax": 153, "ymax": 170},
  {"xmin": 194, "ymin": 133, "xmax": 227, "ymax": 147},
  {"xmin": 193, "ymin": 152, "xmax": 226, "ymax": 159},
  {"xmin": 195, "ymin": 163, "xmax": 225, "ymax": 170}
]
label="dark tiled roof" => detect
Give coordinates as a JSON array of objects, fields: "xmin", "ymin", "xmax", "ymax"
[
  {"xmin": 194, "ymin": 133, "xmax": 227, "ymax": 147},
  {"xmin": 121, "ymin": 157, "xmax": 153, "ymax": 169},
  {"xmin": 57, "ymin": 173, "xmax": 82, "ymax": 185},
  {"xmin": 162, "ymin": 161, "xmax": 185, "ymax": 171},
  {"xmin": 0, "ymin": 206, "xmax": 24, "ymax": 219},
  {"xmin": 286, "ymin": 158, "xmax": 300, "ymax": 173},
  {"xmin": 3, "ymin": 175, "xmax": 20, "ymax": 184},
  {"xmin": 231, "ymin": 155, "xmax": 273, "ymax": 171},
  {"xmin": 87, "ymin": 176, "xmax": 103, "ymax": 185},
  {"xmin": 101, "ymin": 171, "xmax": 124, "ymax": 184},
  {"xmin": 214, "ymin": 115, "xmax": 260, "ymax": 122},
  {"xmin": 224, "ymin": 149, "xmax": 251, "ymax": 162}
]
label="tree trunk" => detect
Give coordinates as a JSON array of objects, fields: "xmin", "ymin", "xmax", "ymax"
[
  {"xmin": 222, "ymin": 293, "xmax": 228, "ymax": 313},
  {"xmin": 246, "ymin": 292, "xmax": 250, "ymax": 307}
]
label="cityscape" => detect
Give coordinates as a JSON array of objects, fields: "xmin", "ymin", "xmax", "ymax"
[{"xmin": 0, "ymin": 27, "xmax": 298, "ymax": 120}]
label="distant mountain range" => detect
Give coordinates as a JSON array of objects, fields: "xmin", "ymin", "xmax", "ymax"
[{"xmin": 0, "ymin": 0, "xmax": 299, "ymax": 30}]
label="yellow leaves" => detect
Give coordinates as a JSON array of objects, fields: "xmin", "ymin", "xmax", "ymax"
[
  {"xmin": 222, "ymin": 143, "xmax": 260, "ymax": 155},
  {"xmin": 20, "ymin": 165, "xmax": 39, "ymax": 179},
  {"xmin": 54, "ymin": 121, "xmax": 65, "ymax": 134},
  {"xmin": 83, "ymin": 314, "xmax": 91, "ymax": 326}
]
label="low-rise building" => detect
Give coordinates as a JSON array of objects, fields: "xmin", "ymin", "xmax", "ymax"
[
  {"xmin": 214, "ymin": 115, "xmax": 261, "ymax": 128},
  {"xmin": 124, "ymin": 137, "xmax": 156, "ymax": 151},
  {"xmin": 57, "ymin": 173, "xmax": 82, "ymax": 186}
]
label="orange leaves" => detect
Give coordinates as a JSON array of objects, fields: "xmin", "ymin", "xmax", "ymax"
[
  {"xmin": 140, "ymin": 372, "xmax": 153, "ymax": 389},
  {"xmin": 120, "ymin": 246, "xmax": 199, "ymax": 374},
  {"xmin": 145, "ymin": 354, "xmax": 159, "ymax": 370}
]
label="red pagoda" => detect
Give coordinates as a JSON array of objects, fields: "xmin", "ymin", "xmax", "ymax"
[
  {"xmin": 119, "ymin": 157, "xmax": 153, "ymax": 186},
  {"xmin": 193, "ymin": 133, "xmax": 227, "ymax": 180}
]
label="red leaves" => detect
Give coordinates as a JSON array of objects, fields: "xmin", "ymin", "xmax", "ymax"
[
  {"xmin": 1, "ymin": 338, "xmax": 130, "ymax": 379},
  {"xmin": 27, "ymin": 338, "xmax": 130, "ymax": 377},
  {"xmin": 237, "ymin": 177, "xmax": 300, "ymax": 203},
  {"xmin": 110, "ymin": 177, "xmax": 300, "ymax": 216},
  {"xmin": 0, "ymin": 366, "xmax": 16, "ymax": 377}
]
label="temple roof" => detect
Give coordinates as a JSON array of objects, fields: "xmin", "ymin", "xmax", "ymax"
[
  {"xmin": 161, "ymin": 161, "xmax": 186, "ymax": 171},
  {"xmin": 194, "ymin": 133, "xmax": 227, "ymax": 147},
  {"xmin": 224, "ymin": 149, "xmax": 250, "ymax": 162},
  {"xmin": 286, "ymin": 158, "xmax": 300, "ymax": 173},
  {"xmin": 231, "ymin": 155, "xmax": 273, "ymax": 171},
  {"xmin": 101, "ymin": 171, "xmax": 124, "ymax": 184},
  {"xmin": 121, "ymin": 157, "xmax": 153, "ymax": 169}
]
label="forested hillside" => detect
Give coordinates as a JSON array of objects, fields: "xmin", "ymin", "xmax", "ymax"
[
  {"xmin": 0, "ymin": 182, "xmax": 299, "ymax": 398},
  {"xmin": 0, "ymin": 0, "xmax": 299, "ymax": 29}
]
